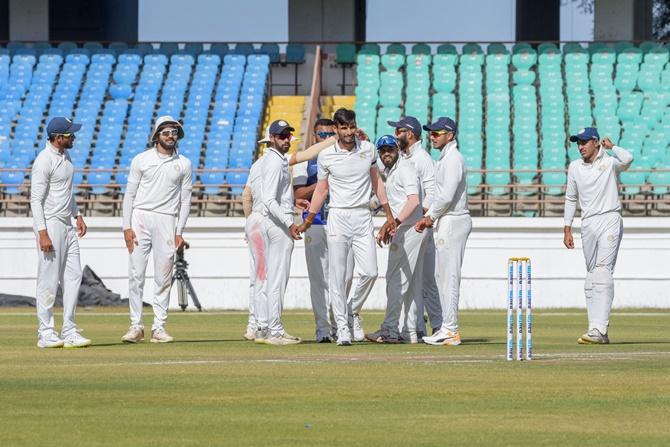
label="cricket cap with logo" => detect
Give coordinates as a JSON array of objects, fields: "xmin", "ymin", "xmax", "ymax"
[
  {"xmin": 258, "ymin": 120, "xmax": 297, "ymax": 143},
  {"xmin": 387, "ymin": 116, "xmax": 422, "ymax": 137},
  {"xmin": 569, "ymin": 127, "xmax": 599, "ymax": 142},
  {"xmin": 46, "ymin": 117, "xmax": 82, "ymax": 137},
  {"xmin": 423, "ymin": 117, "xmax": 458, "ymax": 133}
]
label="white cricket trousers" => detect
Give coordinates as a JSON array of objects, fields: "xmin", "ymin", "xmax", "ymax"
[
  {"xmin": 381, "ymin": 225, "xmax": 427, "ymax": 337},
  {"xmin": 263, "ymin": 219, "xmax": 294, "ymax": 336},
  {"xmin": 581, "ymin": 212, "xmax": 623, "ymax": 334},
  {"xmin": 34, "ymin": 219, "xmax": 82, "ymax": 338},
  {"xmin": 421, "ymin": 229, "xmax": 443, "ymax": 330},
  {"xmin": 304, "ymin": 223, "xmax": 354, "ymax": 338},
  {"xmin": 434, "ymin": 213, "xmax": 472, "ymax": 333},
  {"xmin": 328, "ymin": 207, "xmax": 378, "ymax": 332},
  {"xmin": 128, "ymin": 209, "xmax": 176, "ymax": 331},
  {"xmin": 245, "ymin": 212, "xmax": 267, "ymax": 330}
]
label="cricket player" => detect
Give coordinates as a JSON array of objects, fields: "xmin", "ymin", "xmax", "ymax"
[
  {"xmin": 563, "ymin": 127, "xmax": 633, "ymax": 344},
  {"xmin": 298, "ymin": 108, "xmax": 397, "ymax": 346},
  {"xmin": 366, "ymin": 135, "xmax": 427, "ymax": 343},
  {"xmin": 121, "ymin": 115, "xmax": 193, "ymax": 344},
  {"xmin": 30, "ymin": 117, "xmax": 91, "ymax": 348},
  {"xmin": 242, "ymin": 127, "xmax": 337, "ymax": 342},
  {"xmin": 416, "ymin": 117, "xmax": 471, "ymax": 346},
  {"xmin": 388, "ymin": 116, "xmax": 440, "ymax": 339},
  {"xmin": 293, "ymin": 118, "xmax": 354, "ymax": 343},
  {"xmin": 256, "ymin": 119, "xmax": 303, "ymax": 345}
]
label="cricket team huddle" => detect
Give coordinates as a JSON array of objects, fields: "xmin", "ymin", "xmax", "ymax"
[{"xmin": 31, "ymin": 107, "xmax": 632, "ymax": 348}]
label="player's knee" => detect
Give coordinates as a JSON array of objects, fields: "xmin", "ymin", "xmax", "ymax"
[{"xmin": 592, "ymin": 266, "xmax": 613, "ymax": 286}]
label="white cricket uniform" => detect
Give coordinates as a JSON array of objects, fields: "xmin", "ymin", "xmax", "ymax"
[
  {"xmin": 261, "ymin": 147, "xmax": 294, "ymax": 337},
  {"xmin": 293, "ymin": 158, "xmax": 354, "ymax": 339},
  {"xmin": 244, "ymin": 157, "xmax": 267, "ymax": 331},
  {"xmin": 379, "ymin": 157, "xmax": 427, "ymax": 338},
  {"xmin": 317, "ymin": 139, "xmax": 379, "ymax": 334},
  {"xmin": 30, "ymin": 142, "xmax": 83, "ymax": 338},
  {"xmin": 564, "ymin": 146, "xmax": 633, "ymax": 334},
  {"xmin": 122, "ymin": 148, "xmax": 192, "ymax": 331},
  {"xmin": 402, "ymin": 140, "xmax": 441, "ymax": 332},
  {"xmin": 425, "ymin": 140, "xmax": 471, "ymax": 333}
]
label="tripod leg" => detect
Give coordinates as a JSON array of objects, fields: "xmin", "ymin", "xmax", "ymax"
[{"xmin": 184, "ymin": 277, "xmax": 202, "ymax": 311}]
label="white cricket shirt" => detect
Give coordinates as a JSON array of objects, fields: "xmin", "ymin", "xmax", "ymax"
[
  {"xmin": 564, "ymin": 146, "xmax": 634, "ymax": 225},
  {"xmin": 122, "ymin": 147, "xmax": 193, "ymax": 234},
  {"xmin": 261, "ymin": 147, "xmax": 294, "ymax": 228},
  {"xmin": 30, "ymin": 142, "xmax": 80, "ymax": 231},
  {"xmin": 383, "ymin": 157, "xmax": 422, "ymax": 227},
  {"xmin": 426, "ymin": 140, "xmax": 469, "ymax": 221},
  {"xmin": 317, "ymin": 139, "xmax": 378, "ymax": 209},
  {"xmin": 246, "ymin": 156, "xmax": 265, "ymax": 214},
  {"xmin": 402, "ymin": 140, "xmax": 435, "ymax": 210}
]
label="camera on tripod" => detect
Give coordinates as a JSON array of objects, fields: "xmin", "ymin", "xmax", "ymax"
[{"xmin": 172, "ymin": 242, "xmax": 202, "ymax": 311}]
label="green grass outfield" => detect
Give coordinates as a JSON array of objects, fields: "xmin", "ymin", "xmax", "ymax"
[{"xmin": 1, "ymin": 308, "xmax": 669, "ymax": 446}]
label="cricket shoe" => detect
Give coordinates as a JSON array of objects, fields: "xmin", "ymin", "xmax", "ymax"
[
  {"xmin": 351, "ymin": 314, "xmax": 365, "ymax": 341},
  {"xmin": 365, "ymin": 329, "xmax": 400, "ymax": 344},
  {"xmin": 578, "ymin": 328, "xmax": 610, "ymax": 344},
  {"xmin": 316, "ymin": 333, "xmax": 332, "ymax": 343},
  {"xmin": 243, "ymin": 326, "xmax": 256, "ymax": 341},
  {"xmin": 150, "ymin": 328, "xmax": 174, "ymax": 343},
  {"xmin": 266, "ymin": 332, "xmax": 302, "ymax": 345},
  {"xmin": 254, "ymin": 328, "xmax": 269, "ymax": 344},
  {"xmin": 37, "ymin": 331, "xmax": 64, "ymax": 348},
  {"xmin": 121, "ymin": 326, "xmax": 144, "ymax": 343},
  {"xmin": 423, "ymin": 328, "xmax": 461, "ymax": 346},
  {"xmin": 63, "ymin": 331, "xmax": 92, "ymax": 348},
  {"xmin": 336, "ymin": 327, "xmax": 352, "ymax": 346},
  {"xmin": 399, "ymin": 331, "xmax": 423, "ymax": 344}
]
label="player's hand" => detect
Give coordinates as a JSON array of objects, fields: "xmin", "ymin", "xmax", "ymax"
[
  {"xmin": 601, "ymin": 137, "xmax": 614, "ymax": 150},
  {"xmin": 289, "ymin": 224, "xmax": 302, "ymax": 240},
  {"xmin": 296, "ymin": 221, "xmax": 310, "ymax": 234},
  {"xmin": 38, "ymin": 230, "xmax": 53, "ymax": 252},
  {"xmin": 355, "ymin": 128, "xmax": 369, "ymax": 142},
  {"xmin": 563, "ymin": 228, "xmax": 574, "ymax": 249},
  {"xmin": 415, "ymin": 216, "xmax": 433, "ymax": 233},
  {"xmin": 75, "ymin": 215, "xmax": 87, "ymax": 237},
  {"xmin": 123, "ymin": 228, "xmax": 138, "ymax": 253},
  {"xmin": 376, "ymin": 222, "xmax": 393, "ymax": 247},
  {"xmin": 295, "ymin": 198, "xmax": 310, "ymax": 210},
  {"xmin": 175, "ymin": 235, "xmax": 186, "ymax": 251}
]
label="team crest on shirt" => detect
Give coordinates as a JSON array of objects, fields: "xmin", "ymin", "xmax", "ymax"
[
  {"xmin": 167, "ymin": 239, "xmax": 175, "ymax": 249},
  {"xmin": 390, "ymin": 243, "xmax": 398, "ymax": 251},
  {"xmin": 359, "ymin": 153, "xmax": 367, "ymax": 159},
  {"xmin": 437, "ymin": 238, "xmax": 445, "ymax": 245},
  {"xmin": 607, "ymin": 234, "xmax": 616, "ymax": 242}
]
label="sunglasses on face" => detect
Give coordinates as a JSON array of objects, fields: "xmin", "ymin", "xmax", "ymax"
[
  {"xmin": 430, "ymin": 131, "xmax": 448, "ymax": 137},
  {"xmin": 275, "ymin": 133, "xmax": 292, "ymax": 141},
  {"xmin": 317, "ymin": 131, "xmax": 335, "ymax": 139},
  {"xmin": 57, "ymin": 133, "xmax": 74, "ymax": 138},
  {"xmin": 159, "ymin": 129, "xmax": 179, "ymax": 137}
]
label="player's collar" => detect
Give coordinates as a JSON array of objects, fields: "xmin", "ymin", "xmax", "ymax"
[{"xmin": 439, "ymin": 140, "xmax": 458, "ymax": 160}]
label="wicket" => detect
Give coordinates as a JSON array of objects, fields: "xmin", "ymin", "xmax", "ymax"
[{"xmin": 507, "ymin": 257, "xmax": 532, "ymax": 361}]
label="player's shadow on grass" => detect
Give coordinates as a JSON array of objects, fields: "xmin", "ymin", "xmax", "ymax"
[
  {"xmin": 609, "ymin": 340, "xmax": 670, "ymax": 345},
  {"xmin": 92, "ymin": 338, "xmax": 246, "ymax": 347},
  {"xmin": 461, "ymin": 338, "xmax": 499, "ymax": 345}
]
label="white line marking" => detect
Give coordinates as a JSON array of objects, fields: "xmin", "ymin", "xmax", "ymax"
[{"xmin": 1, "ymin": 311, "xmax": 669, "ymax": 317}]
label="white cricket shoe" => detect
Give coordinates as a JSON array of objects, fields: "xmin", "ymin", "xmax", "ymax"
[
  {"xmin": 423, "ymin": 328, "xmax": 462, "ymax": 346},
  {"xmin": 37, "ymin": 331, "xmax": 64, "ymax": 348},
  {"xmin": 266, "ymin": 332, "xmax": 302, "ymax": 345},
  {"xmin": 150, "ymin": 328, "xmax": 174, "ymax": 343},
  {"xmin": 351, "ymin": 314, "xmax": 366, "ymax": 342},
  {"xmin": 254, "ymin": 328, "xmax": 268, "ymax": 344},
  {"xmin": 121, "ymin": 326, "xmax": 144, "ymax": 343},
  {"xmin": 336, "ymin": 327, "xmax": 352, "ymax": 346},
  {"xmin": 63, "ymin": 331, "xmax": 92, "ymax": 348},
  {"xmin": 578, "ymin": 328, "xmax": 610, "ymax": 344},
  {"xmin": 243, "ymin": 326, "xmax": 256, "ymax": 341},
  {"xmin": 399, "ymin": 331, "xmax": 422, "ymax": 344}
]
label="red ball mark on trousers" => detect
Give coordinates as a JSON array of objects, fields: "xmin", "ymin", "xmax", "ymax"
[{"xmin": 250, "ymin": 231, "xmax": 266, "ymax": 281}]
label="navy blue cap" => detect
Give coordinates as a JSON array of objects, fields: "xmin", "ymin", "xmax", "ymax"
[
  {"xmin": 569, "ymin": 127, "xmax": 599, "ymax": 142},
  {"xmin": 268, "ymin": 119, "xmax": 295, "ymax": 135},
  {"xmin": 46, "ymin": 117, "xmax": 82, "ymax": 137},
  {"xmin": 387, "ymin": 116, "xmax": 422, "ymax": 136},
  {"xmin": 376, "ymin": 134, "xmax": 398, "ymax": 150},
  {"xmin": 423, "ymin": 117, "xmax": 458, "ymax": 133}
]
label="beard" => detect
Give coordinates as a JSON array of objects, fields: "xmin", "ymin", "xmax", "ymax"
[{"xmin": 159, "ymin": 139, "xmax": 177, "ymax": 151}]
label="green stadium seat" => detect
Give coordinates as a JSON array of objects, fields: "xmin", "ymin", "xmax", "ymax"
[
  {"xmin": 336, "ymin": 43, "xmax": 357, "ymax": 64},
  {"xmin": 563, "ymin": 43, "xmax": 586, "ymax": 54},
  {"xmin": 462, "ymin": 43, "xmax": 483, "ymax": 55},
  {"xmin": 407, "ymin": 54, "xmax": 431, "ymax": 69},
  {"xmin": 538, "ymin": 51, "xmax": 562, "ymax": 67},
  {"xmin": 512, "ymin": 51, "xmax": 537, "ymax": 69},
  {"xmin": 386, "ymin": 43, "xmax": 406, "ymax": 55},
  {"xmin": 538, "ymin": 43, "xmax": 559, "ymax": 54},
  {"xmin": 565, "ymin": 52, "xmax": 589, "ymax": 65},
  {"xmin": 381, "ymin": 53, "xmax": 405, "ymax": 70},
  {"xmin": 359, "ymin": 43, "xmax": 381, "ymax": 55},
  {"xmin": 588, "ymin": 42, "xmax": 611, "ymax": 54},
  {"xmin": 460, "ymin": 53, "xmax": 484, "ymax": 66},
  {"xmin": 437, "ymin": 44, "xmax": 457, "ymax": 55},
  {"xmin": 512, "ymin": 43, "xmax": 533, "ymax": 54},
  {"xmin": 615, "ymin": 42, "xmax": 634, "ymax": 54},
  {"xmin": 639, "ymin": 41, "xmax": 661, "ymax": 54},
  {"xmin": 433, "ymin": 53, "xmax": 458, "ymax": 67},
  {"xmin": 591, "ymin": 51, "xmax": 616, "ymax": 65},
  {"xmin": 487, "ymin": 43, "xmax": 509, "ymax": 55},
  {"xmin": 617, "ymin": 48, "xmax": 642, "ymax": 64},
  {"xmin": 356, "ymin": 53, "xmax": 380, "ymax": 68},
  {"xmin": 643, "ymin": 49, "xmax": 669, "ymax": 67},
  {"xmin": 648, "ymin": 171, "xmax": 670, "ymax": 195},
  {"xmin": 411, "ymin": 43, "xmax": 431, "ymax": 55},
  {"xmin": 513, "ymin": 70, "xmax": 535, "ymax": 85}
]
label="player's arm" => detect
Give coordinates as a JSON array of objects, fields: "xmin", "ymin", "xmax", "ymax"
[
  {"xmin": 292, "ymin": 160, "xmax": 316, "ymax": 201},
  {"xmin": 175, "ymin": 160, "xmax": 193, "ymax": 252},
  {"xmin": 288, "ymin": 136, "xmax": 336, "ymax": 166},
  {"xmin": 603, "ymin": 138, "xmax": 634, "ymax": 172},
  {"xmin": 370, "ymin": 166, "xmax": 397, "ymax": 237},
  {"xmin": 420, "ymin": 160, "xmax": 436, "ymax": 212},
  {"xmin": 242, "ymin": 185, "xmax": 253, "ymax": 218},
  {"xmin": 122, "ymin": 158, "xmax": 142, "ymax": 253},
  {"xmin": 30, "ymin": 155, "xmax": 52, "ymax": 251},
  {"xmin": 418, "ymin": 158, "xmax": 460, "ymax": 232},
  {"xmin": 563, "ymin": 165, "xmax": 578, "ymax": 249},
  {"xmin": 299, "ymin": 179, "xmax": 328, "ymax": 233},
  {"xmin": 261, "ymin": 157, "xmax": 293, "ymax": 229}
]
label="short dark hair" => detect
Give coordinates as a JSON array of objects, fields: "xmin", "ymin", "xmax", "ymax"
[
  {"xmin": 314, "ymin": 118, "xmax": 335, "ymax": 131},
  {"xmin": 333, "ymin": 108, "xmax": 356, "ymax": 125}
]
